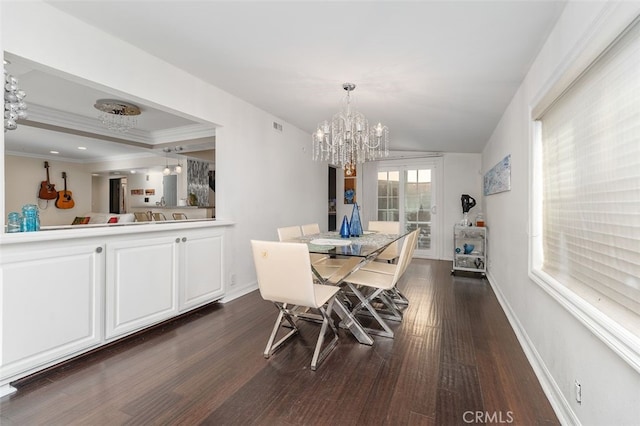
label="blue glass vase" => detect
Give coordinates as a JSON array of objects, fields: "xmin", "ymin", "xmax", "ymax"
[
  {"xmin": 340, "ymin": 215, "xmax": 350, "ymax": 238},
  {"xmin": 349, "ymin": 203, "xmax": 363, "ymax": 237}
]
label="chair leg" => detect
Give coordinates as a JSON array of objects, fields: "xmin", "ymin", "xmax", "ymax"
[
  {"xmin": 387, "ymin": 287, "xmax": 409, "ymax": 305},
  {"xmin": 310, "ymin": 298, "xmax": 339, "ymax": 371},
  {"xmin": 264, "ymin": 303, "xmax": 299, "ymax": 359},
  {"xmin": 346, "ymin": 283, "xmax": 394, "ymax": 338},
  {"xmin": 350, "ymin": 287, "xmax": 402, "ymax": 322}
]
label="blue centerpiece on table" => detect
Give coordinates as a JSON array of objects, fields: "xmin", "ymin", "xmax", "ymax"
[
  {"xmin": 340, "ymin": 215, "xmax": 350, "ymax": 238},
  {"xmin": 349, "ymin": 203, "xmax": 363, "ymax": 237}
]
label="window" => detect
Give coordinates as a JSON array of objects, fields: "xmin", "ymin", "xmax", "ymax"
[{"xmin": 531, "ymin": 17, "xmax": 640, "ymax": 368}]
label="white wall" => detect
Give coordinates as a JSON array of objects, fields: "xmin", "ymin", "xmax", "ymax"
[
  {"xmin": 0, "ymin": 1, "xmax": 326, "ymax": 299},
  {"xmin": 441, "ymin": 153, "xmax": 482, "ymax": 260},
  {"xmin": 126, "ymin": 172, "xmax": 164, "ymax": 209},
  {"xmin": 482, "ymin": 2, "xmax": 640, "ymax": 424},
  {"xmin": 91, "ymin": 176, "xmax": 109, "ymax": 213}
]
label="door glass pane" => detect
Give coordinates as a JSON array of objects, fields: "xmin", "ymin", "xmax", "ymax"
[
  {"xmin": 404, "ymin": 169, "xmax": 431, "ymax": 250},
  {"xmin": 377, "ymin": 171, "xmax": 400, "ymax": 222}
]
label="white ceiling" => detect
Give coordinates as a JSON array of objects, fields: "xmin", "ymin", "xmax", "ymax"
[{"xmin": 7, "ymin": 1, "xmax": 567, "ymax": 159}]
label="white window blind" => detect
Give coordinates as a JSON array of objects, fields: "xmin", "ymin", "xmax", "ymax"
[{"xmin": 538, "ymin": 19, "xmax": 640, "ymax": 318}]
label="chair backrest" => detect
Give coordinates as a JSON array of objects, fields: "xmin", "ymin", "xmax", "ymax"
[
  {"xmin": 277, "ymin": 225, "xmax": 302, "ymax": 241},
  {"xmin": 399, "ymin": 229, "xmax": 420, "ymax": 276},
  {"xmin": 134, "ymin": 212, "xmax": 150, "ymax": 222},
  {"xmin": 251, "ymin": 240, "xmax": 319, "ymax": 307},
  {"xmin": 369, "ymin": 221, "xmax": 401, "ymax": 257},
  {"xmin": 368, "ymin": 221, "xmax": 400, "ymax": 234},
  {"xmin": 172, "ymin": 212, "xmax": 187, "ymax": 220},
  {"xmin": 152, "ymin": 212, "xmax": 166, "ymax": 221},
  {"xmin": 390, "ymin": 230, "xmax": 420, "ymax": 287},
  {"xmin": 301, "ymin": 223, "xmax": 321, "ymax": 236}
]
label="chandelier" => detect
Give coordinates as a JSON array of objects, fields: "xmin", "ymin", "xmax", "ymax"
[
  {"xmin": 4, "ymin": 60, "xmax": 28, "ymax": 132},
  {"xmin": 312, "ymin": 83, "xmax": 388, "ymax": 174},
  {"xmin": 94, "ymin": 99, "xmax": 141, "ymax": 133}
]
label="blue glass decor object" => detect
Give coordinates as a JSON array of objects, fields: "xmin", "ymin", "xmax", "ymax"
[
  {"xmin": 349, "ymin": 203, "xmax": 363, "ymax": 237},
  {"xmin": 463, "ymin": 243, "xmax": 475, "ymax": 254},
  {"xmin": 340, "ymin": 215, "xmax": 350, "ymax": 238},
  {"xmin": 21, "ymin": 204, "xmax": 40, "ymax": 232},
  {"xmin": 7, "ymin": 212, "xmax": 21, "ymax": 233}
]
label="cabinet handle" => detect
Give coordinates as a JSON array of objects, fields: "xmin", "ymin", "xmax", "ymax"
[
  {"xmin": 176, "ymin": 238, "xmax": 181, "ymax": 243},
  {"xmin": 96, "ymin": 247, "xmax": 103, "ymax": 253},
  {"xmin": 182, "ymin": 237, "xmax": 187, "ymax": 242}
]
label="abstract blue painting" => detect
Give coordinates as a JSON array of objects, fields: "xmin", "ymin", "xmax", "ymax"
[{"xmin": 484, "ymin": 154, "xmax": 511, "ymax": 196}]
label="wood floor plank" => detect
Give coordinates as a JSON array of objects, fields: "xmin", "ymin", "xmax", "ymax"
[{"xmin": 0, "ymin": 259, "xmax": 559, "ymax": 425}]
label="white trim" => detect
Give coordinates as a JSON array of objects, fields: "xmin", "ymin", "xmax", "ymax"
[
  {"xmin": 0, "ymin": 384, "xmax": 17, "ymax": 398},
  {"xmin": 486, "ymin": 272, "xmax": 577, "ymax": 426},
  {"xmin": 529, "ymin": 270, "xmax": 640, "ymax": 375}
]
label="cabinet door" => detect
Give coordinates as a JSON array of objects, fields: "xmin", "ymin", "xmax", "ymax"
[
  {"xmin": 179, "ymin": 229, "xmax": 224, "ymax": 311},
  {"xmin": 105, "ymin": 235, "xmax": 179, "ymax": 340},
  {"xmin": 0, "ymin": 243, "xmax": 104, "ymax": 381}
]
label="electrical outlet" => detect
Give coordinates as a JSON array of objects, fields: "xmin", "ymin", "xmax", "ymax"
[
  {"xmin": 230, "ymin": 274, "xmax": 236, "ymax": 286},
  {"xmin": 575, "ymin": 381, "xmax": 582, "ymax": 404}
]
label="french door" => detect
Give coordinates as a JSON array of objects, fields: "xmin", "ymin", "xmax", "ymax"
[{"xmin": 377, "ymin": 161, "xmax": 439, "ymax": 258}]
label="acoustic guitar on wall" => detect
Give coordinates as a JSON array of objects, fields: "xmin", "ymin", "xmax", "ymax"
[
  {"xmin": 56, "ymin": 172, "xmax": 75, "ymax": 209},
  {"xmin": 38, "ymin": 161, "xmax": 57, "ymax": 200}
]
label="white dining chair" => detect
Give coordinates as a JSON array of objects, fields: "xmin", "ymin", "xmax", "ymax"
[
  {"xmin": 251, "ymin": 240, "xmax": 340, "ymax": 371},
  {"xmin": 277, "ymin": 225, "xmax": 345, "ymax": 279},
  {"xmin": 301, "ymin": 223, "xmax": 321, "ymax": 235},
  {"xmin": 360, "ymin": 228, "xmax": 418, "ymax": 306},
  {"xmin": 368, "ymin": 221, "xmax": 401, "ymax": 263},
  {"xmin": 342, "ymin": 229, "xmax": 418, "ymax": 338},
  {"xmin": 276, "ymin": 225, "xmax": 302, "ymax": 241}
]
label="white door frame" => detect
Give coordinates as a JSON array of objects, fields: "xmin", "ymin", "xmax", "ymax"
[{"xmin": 374, "ymin": 157, "xmax": 443, "ymax": 259}]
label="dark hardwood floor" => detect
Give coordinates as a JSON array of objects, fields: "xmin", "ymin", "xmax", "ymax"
[{"xmin": 0, "ymin": 259, "xmax": 558, "ymax": 425}]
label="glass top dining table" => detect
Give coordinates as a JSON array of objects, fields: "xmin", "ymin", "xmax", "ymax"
[
  {"xmin": 290, "ymin": 231, "xmax": 407, "ymax": 258},
  {"xmin": 284, "ymin": 230, "xmax": 409, "ymax": 346}
]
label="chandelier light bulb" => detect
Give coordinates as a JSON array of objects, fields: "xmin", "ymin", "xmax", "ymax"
[
  {"xmin": 174, "ymin": 164, "xmax": 182, "ymax": 174},
  {"xmin": 163, "ymin": 166, "xmax": 171, "ymax": 176}
]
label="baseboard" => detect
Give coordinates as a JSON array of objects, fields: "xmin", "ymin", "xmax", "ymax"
[
  {"xmin": 485, "ymin": 271, "xmax": 578, "ymax": 425},
  {"xmin": 221, "ymin": 281, "xmax": 258, "ymax": 303}
]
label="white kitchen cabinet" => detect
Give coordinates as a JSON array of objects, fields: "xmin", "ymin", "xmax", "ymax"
[
  {"xmin": 452, "ymin": 225, "xmax": 487, "ymax": 276},
  {"xmin": 105, "ymin": 235, "xmax": 180, "ymax": 340},
  {"xmin": 0, "ymin": 242, "xmax": 104, "ymax": 385},
  {"xmin": 105, "ymin": 228, "xmax": 226, "ymax": 339},
  {"xmin": 179, "ymin": 228, "xmax": 224, "ymax": 311}
]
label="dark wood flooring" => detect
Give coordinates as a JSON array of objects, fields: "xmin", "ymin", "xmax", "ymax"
[{"xmin": 0, "ymin": 259, "xmax": 558, "ymax": 425}]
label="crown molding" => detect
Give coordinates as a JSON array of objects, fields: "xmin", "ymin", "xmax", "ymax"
[{"xmin": 26, "ymin": 104, "xmax": 215, "ymax": 145}]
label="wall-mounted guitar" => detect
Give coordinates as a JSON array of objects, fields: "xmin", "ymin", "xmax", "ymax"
[
  {"xmin": 38, "ymin": 161, "xmax": 57, "ymax": 200},
  {"xmin": 56, "ymin": 172, "xmax": 75, "ymax": 209}
]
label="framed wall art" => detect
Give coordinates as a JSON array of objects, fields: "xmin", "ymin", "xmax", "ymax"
[{"xmin": 484, "ymin": 154, "xmax": 511, "ymax": 196}]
